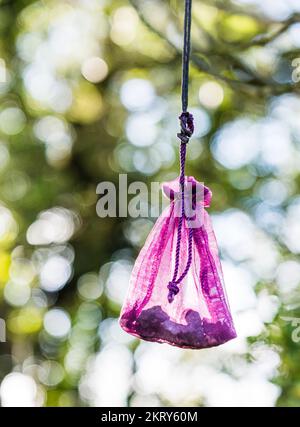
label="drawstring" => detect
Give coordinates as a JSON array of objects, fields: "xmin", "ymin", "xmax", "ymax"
[
  {"xmin": 168, "ymin": 0, "xmax": 194, "ymax": 303},
  {"xmin": 167, "ymin": 116, "xmax": 194, "ymax": 303}
]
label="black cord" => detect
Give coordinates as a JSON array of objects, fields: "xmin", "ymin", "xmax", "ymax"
[
  {"xmin": 168, "ymin": 0, "xmax": 194, "ymax": 304},
  {"xmin": 177, "ymin": 0, "xmax": 194, "ymax": 144},
  {"xmin": 181, "ymin": 0, "xmax": 192, "ymax": 113}
]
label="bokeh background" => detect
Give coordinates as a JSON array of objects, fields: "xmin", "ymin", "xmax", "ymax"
[{"xmin": 0, "ymin": 0, "xmax": 300, "ymax": 407}]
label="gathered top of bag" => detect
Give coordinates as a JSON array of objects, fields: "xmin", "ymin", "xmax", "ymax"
[{"xmin": 162, "ymin": 176, "xmax": 212, "ymax": 207}]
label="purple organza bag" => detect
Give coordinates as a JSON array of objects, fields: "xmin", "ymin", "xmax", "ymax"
[{"xmin": 120, "ymin": 176, "xmax": 236, "ymax": 349}]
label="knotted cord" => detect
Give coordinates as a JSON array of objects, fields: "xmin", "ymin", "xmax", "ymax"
[{"xmin": 168, "ymin": 0, "xmax": 194, "ymax": 303}]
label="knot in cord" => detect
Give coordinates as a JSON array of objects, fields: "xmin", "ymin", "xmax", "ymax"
[
  {"xmin": 177, "ymin": 112, "xmax": 194, "ymax": 144},
  {"xmin": 167, "ymin": 282, "xmax": 180, "ymax": 303}
]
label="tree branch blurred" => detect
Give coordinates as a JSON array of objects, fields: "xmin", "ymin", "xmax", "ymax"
[{"xmin": 129, "ymin": 0, "xmax": 299, "ymax": 96}]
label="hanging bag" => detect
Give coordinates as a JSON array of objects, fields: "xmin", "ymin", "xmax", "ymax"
[
  {"xmin": 120, "ymin": 175, "xmax": 236, "ymax": 348},
  {"xmin": 120, "ymin": 0, "xmax": 236, "ymax": 349}
]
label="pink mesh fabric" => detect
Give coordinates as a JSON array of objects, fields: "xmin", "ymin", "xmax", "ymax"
[{"xmin": 120, "ymin": 177, "xmax": 236, "ymax": 349}]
